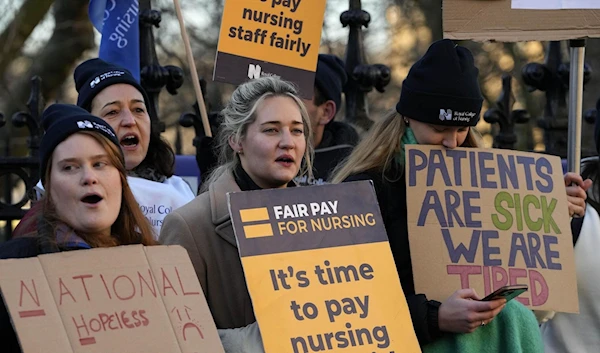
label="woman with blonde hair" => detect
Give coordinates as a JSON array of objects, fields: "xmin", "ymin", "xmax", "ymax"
[
  {"xmin": 160, "ymin": 76, "xmax": 313, "ymax": 352},
  {"xmin": 0, "ymin": 104, "xmax": 156, "ymax": 353},
  {"xmin": 332, "ymin": 39, "xmax": 588, "ymax": 352}
]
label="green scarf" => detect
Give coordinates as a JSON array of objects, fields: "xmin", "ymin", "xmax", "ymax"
[
  {"xmin": 423, "ymin": 300, "xmax": 543, "ymax": 353},
  {"xmin": 395, "ymin": 127, "xmax": 419, "ymax": 167}
]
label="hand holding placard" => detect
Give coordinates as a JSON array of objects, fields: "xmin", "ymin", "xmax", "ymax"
[{"xmin": 406, "ymin": 146, "xmax": 578, "ymax": 313}]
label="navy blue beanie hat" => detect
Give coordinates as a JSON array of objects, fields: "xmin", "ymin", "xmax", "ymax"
[
  {"xmin": 40, "ymin": 104, "xmax": 121, "ymax": 185},
  {"xmin": 315, "ymin": 54, "xmax": 348, "ymax": 112},
  {"xmin": 396, "ymin": 39, "xmax": 483, "ymax": 127},
  {"xmin": 74, "ymin": 58, "xmax": 150, "ymax": 112}
]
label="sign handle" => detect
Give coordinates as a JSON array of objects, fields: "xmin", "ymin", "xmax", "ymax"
[
  {"xmin": 173, "ymin": 0, "xmax": 212, "ymax": 138},
  {"xmin": 567, "ymin": 39, "xmax": 585, "ymax": 175}
]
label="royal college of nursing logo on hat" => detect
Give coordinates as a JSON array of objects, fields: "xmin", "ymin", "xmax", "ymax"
[
  {"xmin": 77, "ymin": 120, "xmax": 94, "ymax": 129},
  {"xmin": 77, "ymin": 120, "xmax": 116, "ymax": 138},
  {"xmin": 439, "ymin": 108, "xmax": 477, "ymax": 123},
  {"xmin": 89, "ymin": 70, "xmax": 126, "ymax": 89},
  {"xmin": 90, "ymin": 76, "xmax": 101, "ymax": 88},
  {"xmin": 439, "ymin": 109, "xmax": 452, "ymax": 121}
]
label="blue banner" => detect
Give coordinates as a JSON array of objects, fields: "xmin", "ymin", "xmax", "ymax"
[{"xmin": 88, "ymin": 0, "xmax": 140, "ymax": 82}]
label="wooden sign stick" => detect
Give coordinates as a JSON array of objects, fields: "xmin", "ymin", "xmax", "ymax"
[{"xmin": 173, "ymin": 0, "xmax": 212, "ymax": 137}]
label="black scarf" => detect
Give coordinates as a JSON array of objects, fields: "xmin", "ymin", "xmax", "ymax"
[
  {"xmin": 128, "ymin": 163, "xmax": 167, "ymax": 183},
  {"xmin": 233, "ymin": 163, "xmax": 296, "ymax": 191}
]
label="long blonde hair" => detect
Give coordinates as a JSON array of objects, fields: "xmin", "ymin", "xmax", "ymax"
[
  {"xmin": 203, "ymin": 76, "xmax": 314, "ymax": 191},
  {"xmin": 331, "ymin": 110, "xmax": 480, "ymax": 184}
]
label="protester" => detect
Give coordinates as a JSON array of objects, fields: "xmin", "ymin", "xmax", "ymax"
[
  {"xmin": 330, "ymin": 39, "xmax": 589, "ymax": 351},
  {"xmin": 76, "ymin": 58, "xmax": 197, "ymax": 233},
  {"xmin": 195, "ymin": 54, "xmax": 357, "ymax": 187},
  {"xmin": 539, "ymin": 102, "xmax": 599, "ymax": 353},
  {"xmin": 0, "ymin": 104, "xmax": 156, "ymax": 353},
  {"xmin": 15, "ymin": 59, "xmax": 195, "ymax": 238},
  {"xmin": 298, "ymin": 54, "xmax": 358, "ymax": 185},
  {"xmin": 159, "ymin": 76, "xmax": 313, "ymax": 352}
]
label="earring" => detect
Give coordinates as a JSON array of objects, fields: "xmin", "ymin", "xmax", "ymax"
[
  {"xmin": 404, "ymin": 118, "xmax": 410, "ymax": 126},
  {"xmin": 237, "ymin": 149, "xmax": 243, "ymax": 155}
]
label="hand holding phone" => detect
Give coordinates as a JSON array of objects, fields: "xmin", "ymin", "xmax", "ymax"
[{"xmin": 481, "ymin": 285, "xmax": 528, "ymax": 302}]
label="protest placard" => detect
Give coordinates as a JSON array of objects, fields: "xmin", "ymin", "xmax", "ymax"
[
  {"xmin": 0, "ymin": 245, "xmax": 224, "ymax": 353},
  {"xmin": 213, "ymin": 0, "xmax": 326, "ymax": 98},
  {"xmin": 406, "ymin": 145, "xmax": 578, "ymax": 313},
  {"xmin": 443, "ymin": 0, "xmax": 600, "ymax": 41},
  {"xmin": 229, "ymin": 182, "xmax": 421, "ymax": 353}
]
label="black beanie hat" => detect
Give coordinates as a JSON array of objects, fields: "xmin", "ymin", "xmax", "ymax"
[
  {"xmin": 396, "ymin": 39, "xmax": 483, "ymax": 127},
  {"xmin": 74, "ymin": 58, "xmax": 150, "ymax": 111},
  {"xmin": 315, "ymin": 54, "xmax": 348, "ymax": 112},
  {"xmin": 40, "ymin": 104, "xmax": 121, "ymax": 185}
]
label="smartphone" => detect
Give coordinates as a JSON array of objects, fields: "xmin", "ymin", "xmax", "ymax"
[{"xmin": 481, "ymin": 285, "xmax": 528, "ymax": 302}]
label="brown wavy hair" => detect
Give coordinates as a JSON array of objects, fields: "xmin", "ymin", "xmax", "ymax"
[{"xmin": 38, "ymin": 131, "xmax": 156, "ymax": 248}]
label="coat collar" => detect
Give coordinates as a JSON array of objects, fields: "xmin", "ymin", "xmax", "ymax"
[
  {"xmin": 208, "ymin": 171, "xmax": 300, "ymax": 247},
  {"xmin": 209, "ymin": 172, "xmax": 240, "ymax": 247}
]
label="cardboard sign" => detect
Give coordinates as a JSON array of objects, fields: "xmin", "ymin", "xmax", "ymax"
[
  {"xmin": 513, "ymin": 0, "xmax": 600, "ymax": 9},
  {"xmin": 406, "ymin": 145, "xmax": 578, "ymax": 313},
  {"xmin": 228, "ymin": 182, "xmax": 421, "ymax": 353},
  {"xmin": 213, "ymin": 0, "xmax": 326, "ymax": 98},
  {"xmin": 0, "ymin": 245, "xmax": 224, "ymax": 353},
  {"xmin": 443, "ymin": 0, "xmax": 600, "ymax": 41}
]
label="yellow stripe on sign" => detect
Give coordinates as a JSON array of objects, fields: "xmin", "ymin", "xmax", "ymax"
[
  {"xmin": 243, "ymin": 224, "xmax": 274, "ymax": 238},
  {"xmin": 240, "ymin": 207, "xmax": 270, "ymax": 223}
]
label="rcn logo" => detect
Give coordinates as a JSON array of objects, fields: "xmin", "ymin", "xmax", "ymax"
[
  {"xmin": 248, "ymin": 64, "xmax": 262, "ymax": 79},
  {"xmin": 77, "ymin": 120, "xmax": 94, "ymax": 129},
  {"xmin": 90, "ymin": 76, "xmax": 101, "ymax": 88},
  {"xmin": 439, "ymin": 109, "xmax": 453, "ymax": 121}
]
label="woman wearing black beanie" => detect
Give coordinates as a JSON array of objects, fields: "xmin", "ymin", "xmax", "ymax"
[
  {"xmin": 332, "ymin": 39, "xmax": 588, "ymax": 351},
  {"xmin": 71, "ymin": 58, "xmax": 196, "ymax": 237},
  {"xmin": 12, "ymin": 59, "xmax": 196, "ymax": 239},
  {"xmin": 0, "ymin": 104, "xmax": 156, "ymax": 353}
]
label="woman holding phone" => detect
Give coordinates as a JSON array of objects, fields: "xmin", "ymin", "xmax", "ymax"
[{"xmin": 331, "ymin": 39, "xmax": 586, "ymax": 352}]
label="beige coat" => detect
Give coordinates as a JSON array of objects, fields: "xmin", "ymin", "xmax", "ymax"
[{"xmin": 159, "ymin": 172, "xmax": 255, "ymax": 329}]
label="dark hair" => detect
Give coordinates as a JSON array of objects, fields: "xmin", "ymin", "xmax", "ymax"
[
  {"xmin": 84, "ymin": 78, "xmax": 175, "ymax": 178},
  {"xmin": 582, "ymin": 158, "xmax": 600, "ymax": 202},
  {"xmin": 313, "ymin": 85, "xmax": 327, "ymax": 106},
  {"xmin": 139, "ymin": 124, "xmax": 175, "ymax": 177},
  {"xmin": 39, "ymin": 131, "xmax": 157, "ymax": 249}
]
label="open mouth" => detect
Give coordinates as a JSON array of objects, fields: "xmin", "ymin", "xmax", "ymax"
[
  {"xmin": 120, "ymin": 134, "xmax": 139, "ymax": 148},
  {"xmin": 81, "ymin": 194, "xmax": 103, "ymax": 204},
  {"xmin": 276, "ymin": 156, "xmax": 294, "ymax": 163}
]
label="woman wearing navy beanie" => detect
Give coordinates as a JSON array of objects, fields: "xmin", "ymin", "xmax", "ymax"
[
  {"xmin": 71, "ymin": 58, "xmax": 195, "ymax": 237},
  {"xmin": 14, "ymin": 59, "xmax": 196, "ymax": 238},
  {"xmin": 0, "ymin": 104, "xmax": 156, "ymax": 353},
  {"xmin": 332, "ymin": 39, "xmax": 588, "ymax": 352}
]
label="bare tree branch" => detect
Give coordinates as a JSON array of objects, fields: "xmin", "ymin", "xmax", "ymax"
[
  {"xmin": 0, "ymin": 0, "xmax": 54, "ymax": 78},
  {"xmin": 3, "ymin": 0, "xmax": 94, "ymax": 128}
]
